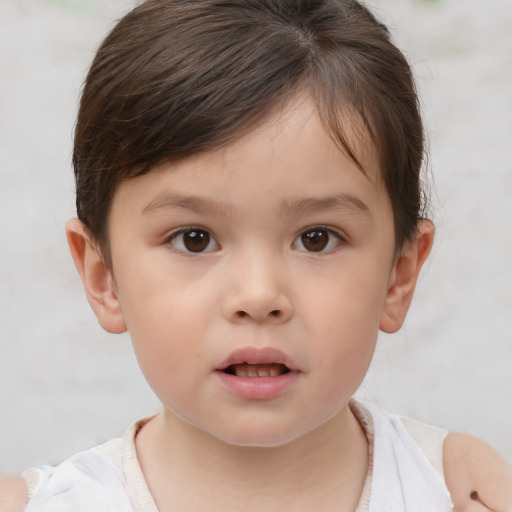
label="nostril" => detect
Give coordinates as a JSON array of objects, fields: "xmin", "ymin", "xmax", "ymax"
[{"xmin": 232, "ymin": 309, "xmax": 286, "ymax": 321}]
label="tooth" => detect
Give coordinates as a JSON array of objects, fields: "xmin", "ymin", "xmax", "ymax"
[
  {"xmin": 230, "ymin": 363, "xmax": 289, "ymax": 377},
  {"xmin": 235, "ymin": 367, "xmax": 248, "ymax": 377},
  {"xmin": 247, "ymin": 367, "xmax": 258, "ymax": 377}
]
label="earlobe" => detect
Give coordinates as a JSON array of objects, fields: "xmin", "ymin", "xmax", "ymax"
[
  {"xmin": 379, "ymin": 220, "xmax": 434, "ymax": 334},
  {"xmin": 66, "ymin": 219, "xmax": 127, "ymax": 334}
]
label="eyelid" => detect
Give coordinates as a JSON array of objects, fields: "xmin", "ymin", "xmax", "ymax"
[
  {"xmin": 292, "ymin": 225, "xmax": 347, "ymax": 253},
  {"xmin": 166, "ymin": 226, "xmax": 220, "ymax": 254}
]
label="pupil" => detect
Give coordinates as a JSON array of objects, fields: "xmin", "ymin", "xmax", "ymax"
[
  {"xmin": 302, "ymin": 230, "xmax": 328, "ymax": 252},
  {"xmin": 184, "ymin": 230, "xmax": 210, "ymax": 252}
]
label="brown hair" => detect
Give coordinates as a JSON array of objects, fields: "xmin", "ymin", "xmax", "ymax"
[{"xmin": 74, "ymin": 0, "xmax": 426, "ymax": 262}]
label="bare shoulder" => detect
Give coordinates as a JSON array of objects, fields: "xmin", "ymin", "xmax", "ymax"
[
  {"xmin": 444, "ymin": 432, "xmax": 512, "ymax": 511},
  {"xmin": 0, "ymin": 476, "xmax": 28, "ymax": 512}
]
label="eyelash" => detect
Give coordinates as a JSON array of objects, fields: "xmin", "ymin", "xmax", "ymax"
[
  {"xmin": 292, "ymin": 226, "xmax": 346, "ymax": 254},
  {"xmin": 165, "ymin": 226, "xmax": 346, "ymax": 254},
  {"xmin": 166, "ymin": 227, "xmax": 220, "ymax": 254}
]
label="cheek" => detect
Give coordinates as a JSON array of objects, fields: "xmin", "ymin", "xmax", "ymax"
[
  {"xmin": 311, "ymin": 314, "xmax": 378, "ymax": 383},
  {"xmin": 116, "ymin": 274, "xmax": 208, "ymax": 388},
  {"xmin": 303, "ymin": 260, "xmax": 390, "ymax": 335},
  {"xmin": 299, "ymin": 264, "xmax": 388, "ymax": 384},
  {"xmin": 127, "ymin": 307, "xmax": 208, "ymax": 409},
  {"xmin": 307, "ymin": 315, "xmax": 378, "ymax": 413}
]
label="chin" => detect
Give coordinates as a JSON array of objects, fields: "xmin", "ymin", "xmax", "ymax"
[{"xmin": 207, "ymin": 418, "xmax": 313, "ymax": 449}]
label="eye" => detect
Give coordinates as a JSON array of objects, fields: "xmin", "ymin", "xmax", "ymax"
[
  {"xmin": 293, "ymin": 227, "xmax": 344, "ymax": 253},
  {"xmin": 168, "ymin": 228, "xmax": 219, "ymax": 253}
]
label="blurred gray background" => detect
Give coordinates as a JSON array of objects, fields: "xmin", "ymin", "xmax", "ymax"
[{"xmin": 0, "ymin": 0, "xmax": 511, "ymax": 473}]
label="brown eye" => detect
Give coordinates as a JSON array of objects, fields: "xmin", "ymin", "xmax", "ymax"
[
  {"xmin": 301, "ymin": 229, "xmax": 329, "ymax": 252},
  {"xmin": 170, "ymin": 228, "xmax": 218, "ymax": 253},
  {"xmin": 293, "ymin": 227, "xmax": 344, "ymax": 253},
  {"xmin": 183, "ymin": 230, "xmax": 210, "ymax": 252}
]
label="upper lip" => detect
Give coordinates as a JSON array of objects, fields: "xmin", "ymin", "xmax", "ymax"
[{"xmin": 215, "ymin": 346, "xmax": 299, "ymax": 372}]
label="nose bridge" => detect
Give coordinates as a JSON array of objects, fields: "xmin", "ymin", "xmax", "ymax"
[{"xmin": 222, "ymin": 244, "xmax": 292, "ymax": 323}]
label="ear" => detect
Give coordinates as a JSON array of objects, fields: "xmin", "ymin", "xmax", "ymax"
[
  {"xmin": 379, "ymin": 220, "xmax": 434, "ymax": 333},
  {"xmin": 66, "ymin": 219, "xmax": 127, "ymax": 334}
]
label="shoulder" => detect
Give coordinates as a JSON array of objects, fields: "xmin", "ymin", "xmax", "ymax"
[
  {"xmin": 0, "ymin": 476, "xmax": 28, "ymax": 512},
  {"xmin": 20, "ymin": 441, "xmax": 135, "ymax": 511},
  {"xmin": 444, "ymin": 432, "xmax": 512, "ymax": 511}
]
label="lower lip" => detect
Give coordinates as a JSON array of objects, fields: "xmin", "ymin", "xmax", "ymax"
[{"xmin": 214, "ymin": 370, "xmax": 300, "ymax": 400}]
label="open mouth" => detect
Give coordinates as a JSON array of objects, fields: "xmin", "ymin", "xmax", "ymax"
[
  {"xmin": 215, "ymin": 350, "xmax": 299, "ymax": 399},
  {"xmin": 223, "ymin": 363, "xmax": 291, "ymax": 378}
]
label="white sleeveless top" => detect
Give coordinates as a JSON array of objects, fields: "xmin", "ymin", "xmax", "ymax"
[{"xmin": 22, "ymin": 401, "xmax": 453, "ymax": 511}]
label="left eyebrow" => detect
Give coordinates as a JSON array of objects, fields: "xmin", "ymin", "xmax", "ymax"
[{"xmin": 280, "ymin": 193, "xmax": 370, "ymax": 217}]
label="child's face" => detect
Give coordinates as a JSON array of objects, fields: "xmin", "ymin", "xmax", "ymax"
[{"xmin": 101, "ymin": 98, "xmax": 403, "ymax": 447}]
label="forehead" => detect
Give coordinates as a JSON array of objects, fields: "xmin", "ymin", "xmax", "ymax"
[{"xmin": 113, "ymin": 96, "xmax": 387, "ymax": 218}]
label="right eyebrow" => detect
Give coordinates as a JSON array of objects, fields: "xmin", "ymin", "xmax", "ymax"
[{"xmin": 142, "ymin": 195, "xmax": 235, "ymax": 216}]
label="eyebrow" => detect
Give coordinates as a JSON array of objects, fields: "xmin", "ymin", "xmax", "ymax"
[
  {"xmin": 143, "ymin": 193, "xmax": 369, "ymax": 217},
  {"xmin": 143, "ymin": 195, "xmax": 234, "ymax": 216},
  {"xmin": 280, "ymin": 193, "xmax": 370, "ymax": 217}
]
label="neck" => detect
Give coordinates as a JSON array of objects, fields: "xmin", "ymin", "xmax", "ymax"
[{"xmin": 136, "ymin": 403, "xmax": 368, "ymax": 511}]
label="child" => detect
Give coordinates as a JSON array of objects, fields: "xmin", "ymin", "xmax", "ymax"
[{"xmin": 2, "ymin": 0, "xmax": 511, "ymax": 510}]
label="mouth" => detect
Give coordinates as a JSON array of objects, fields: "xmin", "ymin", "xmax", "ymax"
[
  {"xmin": 214, "ymin": 348, "xmax": 300, "ymax": 400},
  {"xmin": 223, "ymin": 363, "xmax": 291, "ymax": 378},
  {"xmin": 215, "ymin": 346, "xmax": 299, "ymax": 376}
]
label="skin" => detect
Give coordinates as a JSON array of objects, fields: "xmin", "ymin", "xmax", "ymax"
[
  {"xmin": 1, "ymin": 97, "xmax": 510, "ymax": 510},
  {"xmin": 0, "ymin": 477, "xmax": 27, "ymax": 512},
  {"xmin": 73, "ymin": 97, "xmax": 430, "ymax": 510},
  {"xmin": 444, "ymin": 433, "xmax": 512, "ymax": 511}
]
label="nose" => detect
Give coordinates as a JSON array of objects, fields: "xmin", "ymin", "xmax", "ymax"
[{"xmin": 222, "ymin": 253, "xmax": 293, "ymax": 325}]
